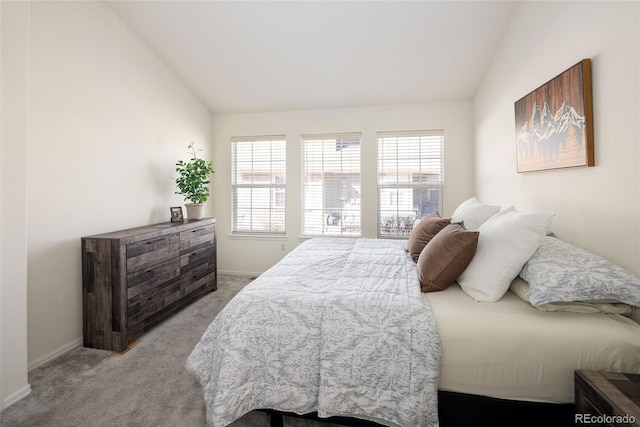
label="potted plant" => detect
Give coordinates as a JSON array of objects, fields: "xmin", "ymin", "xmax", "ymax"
[{"xmin": 175, "ymin": 142, "xmax": 215, "ymax": 220}]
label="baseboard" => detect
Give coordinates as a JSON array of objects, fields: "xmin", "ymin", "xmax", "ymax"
[
  {"xmin": 2, "ymin": 383, "xmax": 31, "ymax": 409},
  {"xmin": 27, "ymin": 273, "xmax": 257, "ymax": 372},
  {"xmin": 218, "ymin": 269, "xmax": 263, "ymax": 277},
  {"xmin": 12, "ymin": 274, "xmax": 253, "ymax": 409},
  {"xmin": 3, "ymin": 339, "xmax": 82, "ymax": 409},
  {"xmin": 28, "ymin": 337, "xmax": 83, "ymax": 371}
]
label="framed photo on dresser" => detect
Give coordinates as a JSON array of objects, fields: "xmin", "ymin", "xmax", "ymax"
[{"xmin": 170, "ymin": 206, "xmax": 183, "ymax": 223}]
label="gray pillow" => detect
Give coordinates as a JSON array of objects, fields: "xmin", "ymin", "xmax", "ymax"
[
  {"xmin": 510, "ymin": 278, "xmax": 636, "ymax": 315},
  {"xmin": 520, "ymin": 236, "xmax": 640, "ymax": 307}
]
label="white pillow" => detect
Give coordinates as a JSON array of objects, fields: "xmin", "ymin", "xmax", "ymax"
[
  {"xmin": 450, "ymin": 197, "xmax": 500, "ymax": 231},
  {"xmin": 458, "ymin": 206, "xmax": 553, "ymax": 302}
]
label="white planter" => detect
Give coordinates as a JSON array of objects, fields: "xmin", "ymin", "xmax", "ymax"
[{"xmin": 185, "ymin": 203, "xmax": 205, "ymax": 220}]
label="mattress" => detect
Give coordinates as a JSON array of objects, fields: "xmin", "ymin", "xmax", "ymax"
[{"xmin": 425, "ymin": 277, "xmax": 640, "ymax": 403}]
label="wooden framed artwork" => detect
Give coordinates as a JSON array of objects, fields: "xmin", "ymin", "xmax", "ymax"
[{"xmin": 515, "ymin": 59, "xmax": 594, "ymax": 172}]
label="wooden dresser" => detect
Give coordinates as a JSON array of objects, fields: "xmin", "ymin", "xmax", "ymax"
[
  {"xmin": 575, "ymin": 370, "xmax": 640, "ymax": 427},
  {"xmin": 82, "ymin": 218, "xmax": 216, "ymax": 352}
]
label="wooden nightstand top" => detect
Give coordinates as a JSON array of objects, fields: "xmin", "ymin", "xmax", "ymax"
[{"xmin": 575, "ymin": 370, "xmax": 640, "ymax": 426}]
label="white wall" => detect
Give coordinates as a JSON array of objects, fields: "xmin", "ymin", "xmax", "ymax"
[
  {"xmin": 474, "ymin": 1, "xmax": 639, "ymax": 276},
  {"xmin": 1, "ymin": 0, "xmax": 31, "ymax": 409},
  {"xmin": 0, "ymin": 0, "xmax": 212, "ymax": 404},
  {"xmin": 212, "ymin": 102, "xmax": 474, "ymax": 274}
]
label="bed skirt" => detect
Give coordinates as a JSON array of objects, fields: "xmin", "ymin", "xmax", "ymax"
[{"xmin": 263, "ymin": 391, "xmax": 575, "ymax": 427}]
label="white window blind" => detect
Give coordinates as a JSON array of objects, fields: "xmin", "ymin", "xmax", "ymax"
[
  {"xmin": 232, "ymin": 135, "xmax": 286, "ymax": 234},
  {"xmin": 302, "ymin": 133, "xmax": 361, "ymax": 236},
  {"xmin": 378, "ymin": 130, "xmax": 444, "ymax": 237}
]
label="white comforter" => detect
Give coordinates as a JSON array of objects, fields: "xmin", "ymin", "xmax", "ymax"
[{"xmin": 187, "ymin": 238, "xmax": 441, "ymax": 426}]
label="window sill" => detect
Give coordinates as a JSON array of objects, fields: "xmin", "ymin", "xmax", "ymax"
[
  {"xmin": 228, "ymin": 233, "xmax": 287, "ymax": 241},
  {"xmin": 298, "ymin": 235, "xmax": 360, "ymax": 240}
]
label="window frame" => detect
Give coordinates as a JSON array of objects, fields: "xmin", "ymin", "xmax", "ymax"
[
  {"xmin": 231, "ymin": 135, "xmax": 287, "ymax": 236},
  {"xmin": 301, "ymin": 132, "xmax": 362, "ymax": 237},
  {"xmin": 377, "ymin": 130, "xmax": 444, "ymax": 238}
]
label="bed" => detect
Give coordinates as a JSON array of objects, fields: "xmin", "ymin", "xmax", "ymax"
[{"xmin": 187, "ymin": 199, "xmax": 640, "ymax": 427}]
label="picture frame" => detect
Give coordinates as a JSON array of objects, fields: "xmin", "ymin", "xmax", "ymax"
[
  {"xmin": 514, "ymin": 59, "xmax": 594, "ymax": 172},
  {"xmin": 170, "ymin": 206, "xmax": 184, "ymax": 223}
]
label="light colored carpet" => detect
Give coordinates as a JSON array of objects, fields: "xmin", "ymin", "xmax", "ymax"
[{"xmin": 0, "ymin": 274, "xmax": 338, "ymax": 427}]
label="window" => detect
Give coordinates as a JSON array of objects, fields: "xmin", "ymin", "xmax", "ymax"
[
  {"xmin": 378, "ymin": 130, "xmax": 444, "ymax": 237},
  {"xmin": 232, "ymin": 135, "xmax": 286, "ymax": 234},
  {"xmin": 302, "ymin": 133, "xmax": 361, "ymax": 236}
]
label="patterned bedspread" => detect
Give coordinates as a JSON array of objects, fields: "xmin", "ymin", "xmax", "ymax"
[{"xmin": 186, "ymin": 238, "xmax": 441, "ymax": 426}]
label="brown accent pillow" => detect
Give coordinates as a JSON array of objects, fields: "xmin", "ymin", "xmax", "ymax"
[
  {"xmin": 418, "ymin": 222, "xmax": 479, "ymax": 292},
  {"xmin": 407, "ymin": 212, "xmax": 451, "ymax": 262}
]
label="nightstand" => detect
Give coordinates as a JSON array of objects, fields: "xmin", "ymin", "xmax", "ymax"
[{"xmin": 575, "ymin": 370, "xmax": 640, "ymax": 426}]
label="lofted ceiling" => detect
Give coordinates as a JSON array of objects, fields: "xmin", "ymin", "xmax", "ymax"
[{"xmin": 105, "ymin": 1, "xmax": 518, "ymax": 114}]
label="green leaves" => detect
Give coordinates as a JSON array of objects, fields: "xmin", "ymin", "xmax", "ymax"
[{"xmin": 175, "ymin": 143, "xmax": 215, "ymax": 203}]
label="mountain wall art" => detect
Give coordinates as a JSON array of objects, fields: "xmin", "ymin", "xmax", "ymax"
[{"xmin": 515, "ymin": 59, "xmax": 594, "ymax": 172}]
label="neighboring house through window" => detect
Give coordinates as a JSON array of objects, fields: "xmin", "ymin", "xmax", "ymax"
[
  {"xmin": 301, "ymin": 133, "xmax": 361, "ymax": 236},
  {"xmin": 378, "ymin": 130, "xmax": 444, "ymax": 237}
]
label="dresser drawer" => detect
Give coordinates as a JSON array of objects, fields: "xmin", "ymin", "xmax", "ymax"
[
  {"xmin": 127, "ymin": 259, "xmax": 182, "ymax": 339},
  {"xmin": 127, "ymin": 258, "xmax": 180, "ymax": 302},
  {"xmin": 181, "ymin": 244, "xmax": 214, "ymax": 269},
  {"xmin": 181, "ymin": 245, "xmax": 216, "ymax": 297},
  {"xmin": 127, "ymin": 234, "xmax": 179, "ymax": 273},
  {"xmin": 181, "ymin": 268, "xmax": 216, "ymax": 297},
  {"xmin": 180, "ymin": 224, "xmax": 214, "ymax": 252}
]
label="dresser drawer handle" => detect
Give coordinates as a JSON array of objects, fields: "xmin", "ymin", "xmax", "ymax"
[
  {"xmin": 193, "ymin": 270, "xmax": 209, "ymax": 280},
  {"xmin": 141, "ymin": 236, "xmax": 168, "ymax": 245}
]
